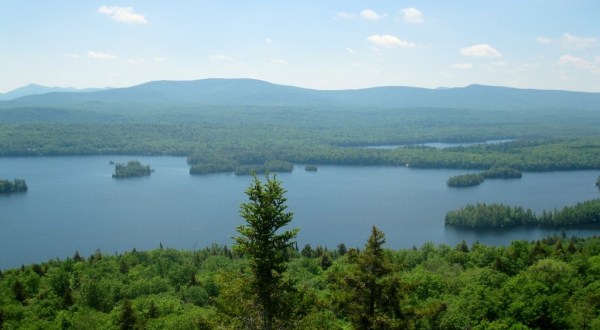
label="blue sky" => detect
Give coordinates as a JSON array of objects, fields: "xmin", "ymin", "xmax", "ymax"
[{"xmin": 1, "ymin": 1, "xmax": 600, "ymax": 92}]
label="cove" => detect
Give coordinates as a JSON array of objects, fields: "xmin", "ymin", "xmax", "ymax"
[{"xmin": 1, "ymin": 156, "xmax": 599, "ymax": 269}]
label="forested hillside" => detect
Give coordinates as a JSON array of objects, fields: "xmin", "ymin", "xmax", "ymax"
[
  {"xmin": 1, "ymin": 79, "xmax": 600, "ymax": 174},
  {"xmin": 1, "ymin": 233, "xmax": 599, "ymax": 329}
]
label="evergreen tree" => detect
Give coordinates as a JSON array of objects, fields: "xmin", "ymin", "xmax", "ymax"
[
  {"xmin": 234, "ymin": 174, "xmax": 299, "ymax": 330},
  {"xmin": 118, "ymin": 299, "xmax": 137, "ymax": 330},
  {"xmin": 12, "ymin": 279, "xmax": 27, "ymax": 304},
  {"xmin": 301, "ymin": 244, "xmax": 314, "ymax": 258},
  {"xmin": 330, "ymin": 226, "xmax": 402, "ymax": 329},
  {"xmin": 337, "ymin": 243, "xmax": 348, "ymax": 256}
]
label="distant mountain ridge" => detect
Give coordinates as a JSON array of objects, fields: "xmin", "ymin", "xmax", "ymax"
[
  {"xmin": 1, "ymin": 78, "xmax": 599, "ymax": 111},
  {"xmin": 0, "ymin": 84, "xmax": 106, "ymax": 101}
]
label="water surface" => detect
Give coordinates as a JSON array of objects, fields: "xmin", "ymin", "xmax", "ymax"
[{"xmin": 1, "ymin": 156, "xmax": 598, "ymax": 269}]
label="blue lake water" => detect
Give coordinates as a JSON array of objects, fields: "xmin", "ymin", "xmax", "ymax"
[{"xmin": 1, "ymin": 156, "xmax": 599, "ymax": 269}]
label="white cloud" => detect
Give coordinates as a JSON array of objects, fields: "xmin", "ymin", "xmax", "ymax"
[
  {"xmin": 154, "ymin": 57, "xmax": 166, "ymax": 62},
  {"xmin": 537, "ymin": 34, "xmax": 598, "ymax": 50},
  {"xmin": 270, "ymin": 58, "xmax": 288, "ymax": 65},
  {"xmin": 401, "ymin": 7, "xmax": 423, "ymax": 24},
  {"xmin": 346, "ymin": 48, "xmax": 355, "ymax": 54},
  {"xmin": 460, "ymin": 44, "xmax": 502, "ymax": 57},
  {"xmin": 562, "ymin": 33, "xmax": 597, "ymax": 50},
  {"xmin": 335, "ymin": 12, "xmax": 355, "ymax": 19},
  {"xmin": 210, "ymin": 54, "xmax": 234, "ymax": 61},
  {"xmin": 558, "ymin": 55, "xmax": 598, "ymax": 71},
  {"xmin": 360, "ymin": 9, "xmax": 385, "ymax": 21},
  {"xmin": 88, "ymin": 51, "xmax": 117, "ymax": 60},
  {"xmin": 98, "ymin": 6, "xmax": 148, "ymax": 25},
  {"xmin": 451, "ymin": 63, "xmax": 474, "ymax": 70},
  {"xmin": 65, "ymin": 53, "xmax": 80, "ymax": 59},
  {"xmin": 367, "ymin": 35, "xmax": 416, "ymax": 48},
  {"xmin": 265, "ymin": 38, "xmax": 273, "ymax": 43}
]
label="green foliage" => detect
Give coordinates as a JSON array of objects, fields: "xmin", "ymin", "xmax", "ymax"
[
  {"xmin": 445, "ymin": 203, "xmax": 537, "ymax": 228},
  {"xmin": 0, "ymin": 235, "xmax": 599, "ymax": 328},
  {"xmin": 233, "ymin": 174, "xmax": 299, "ymax": 329},
  {"xmin": 446, "ymin": 167, "xmax": 522, "ymax": 189},
  {"xmin": 117, "ymin": 299, "xmax": 138, "ymax": 330},
  {"xmin": 1, "ymin": 175, "xmax": 600, "ymax": 328},
  {"xmin": 482, "ymin": 167, "xmax": 522, "ymax": 179},
  {"xmin": 234, "ymin": 160, "xmax": 293, "ymax": 175},
  {"xmin": 305, "ymin": 165, "xmax": 318, "ymax": 172},
  {"xmin": 329, "ymin": 226, "xmax": 405, "ymax": 329},
  {"xmin": 446, "ymin": 199, "xmax": 600, "ymax": 228},
  {"xmin": 113, "ymin": 160, "xmax": 153, "ymax": 178},
  {"xmin": 0, "ymin": 178, "xmax": 27, "ymax": 193},
  {"xmin": 447, "ymin": 173, "xmax": 485, "ymax": 187},
  {"xmin": 2, "ymin": 99, "xmax": 600, "ymax": 173}
]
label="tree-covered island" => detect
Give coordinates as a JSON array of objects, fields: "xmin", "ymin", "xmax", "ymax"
[
  {"xmin": 188, "ymin": 158, "xmax": 293, "ymax": 176},
  {"xmin": 0, "ymin": 179, "xmax": 27, "ymax": 194},
  {"xmin": 112, "ymin": 160, "xmax": 153, "ymax": 178},
  {"xmin": 445, "ymin": 199, "xmax": 600, "ymax": 228},
  {"xmin": 305, "ymin": 165, "xmax": 318, "ymax": 171},
  {"xmin": 447, "ymin": 167, "xmax": 523, "ymax": 188},
  {"xmin": 447, "ymin": 173, "xmax": 485, "ymax": 187}
]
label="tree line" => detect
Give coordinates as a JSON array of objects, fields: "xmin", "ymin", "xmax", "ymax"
[
  {"xmin": 1, "ymin": 175, "xmax": 599, "ymax": 329},
  {"xmin": 445, "ymin": 199, "xmax": 600, "ymax": 228},
  {"xmin": 2, "ymin": 123, "xmax": 600, "ymax": 172}
]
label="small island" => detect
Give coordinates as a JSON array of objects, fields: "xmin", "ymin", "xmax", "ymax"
[
  {"xmin": 112, "ymin": 160, "xmax": 153, "ymax": 178},
  {"xmin": 596, "ymin": 175, "xmax": 600, "ymax": 189},
  {"xmin": 188, "ymin": 157, "xmax": 294, "ymax": 176},
  {"xmin": 447, "ymin": 167, "xmax": 522, "ymax": 187},
  {"xmin": 305, "ymin": 165, "xmax": 318, "ymax": 172},
  {"xmin": 0, "ymin": 179, "xmax": 28, "ymax": 194},
  {"xmin": 445, "ymin": 199, "xmax": 600, "ymax": 228},
  {"xmin": 447, "ymin": 173, "xmax": 485, "ymax": 187},
  {"xmin": 234, "ymin": 160, "xmax": 293, "ymax": 175}
]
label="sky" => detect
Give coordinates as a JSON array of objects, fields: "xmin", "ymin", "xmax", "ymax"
[{"xmin": 1, "ymin": 1, "xmax": 600, "ymax": 93}]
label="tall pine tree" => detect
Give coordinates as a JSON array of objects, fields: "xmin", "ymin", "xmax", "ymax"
[{"xmin": 234, "ymin": 174, "xmax": 299, "ymax": 330}]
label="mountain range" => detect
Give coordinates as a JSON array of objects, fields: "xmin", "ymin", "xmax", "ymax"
[
  {"xmin": 0, "ymin": 84, "xmax": 105, "ymax": 101},
  {"xmin": 1, "ymin": 78, "xmax": 599, "ymax": 112}
]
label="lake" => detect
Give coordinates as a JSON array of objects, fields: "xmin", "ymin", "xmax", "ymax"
[
  {"xmin": 362, "ymin": 139, "xmax": 515, "ymax": 149},
  {"xmin": 1, "ymin": 156, "xmax": 599, "ymax": 269}
]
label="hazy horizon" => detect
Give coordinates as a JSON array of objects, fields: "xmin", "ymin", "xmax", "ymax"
[{"xmin": 2, "ymin": 1, "xmax": 600, "ymax": 93}]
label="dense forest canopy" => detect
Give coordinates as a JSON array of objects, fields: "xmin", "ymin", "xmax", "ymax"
[
  {"xmin": 445, "ymin": 199, "xmax": 600, "ymax": 228},
  {"xmin": 1, "ymin": 231, "xmax": 599, "ymax": 328}
]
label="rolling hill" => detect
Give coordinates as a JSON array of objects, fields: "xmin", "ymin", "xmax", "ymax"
[{"xmin": 1, "ymin": 79, "xmax": 599, "ymax": 113}]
